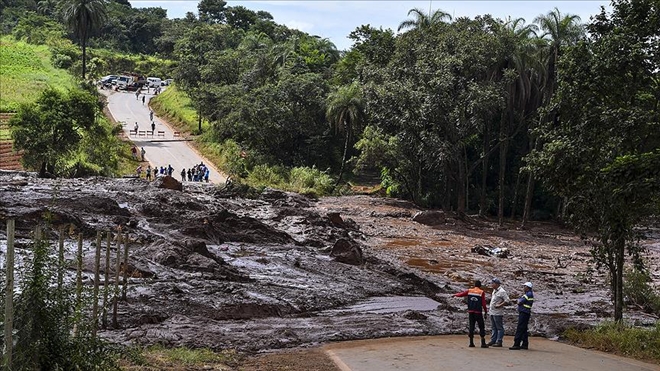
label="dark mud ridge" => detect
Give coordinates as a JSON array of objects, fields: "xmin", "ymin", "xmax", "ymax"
[{"xmin": 1, "ymin": 171, "xmax": 658, "ymax": 353}]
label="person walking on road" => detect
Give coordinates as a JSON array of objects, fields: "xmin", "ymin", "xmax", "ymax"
[
  {"xmin": 454, "ymin": 280, "xmax": 489, "ymax": 348},
  {"xmin": 149, "ymin": 109, "xmax": 154, "ymax": 121},
  {"xmin": 510, "ymin": 282, "xmax": 535, "ymax": 350},
  {"xmin": 142, "ymin": 95, "xmax": 146, "ymax": 105},
  {"xmin": 140, "ymin": 147, "xmax": 146, "ymax": 161},
  {"xmin": 488, "ymin": 278, "xmax": 510, "ymax": 347},
  {"xmin": 151, "ymin": 122, "xmax": 156, "ymax": 134},
  {"xmin": 181, "ymin": 168, "xmax": 186, "ymax": 182}
]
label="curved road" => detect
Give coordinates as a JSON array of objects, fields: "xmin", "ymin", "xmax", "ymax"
[
  {"xmin": 324, "ymin": 335, "xmax": 659, "ymax": 371},
  {"xmin": 105, "ymin": 89, "xmax": 225, "ymax": 184}
]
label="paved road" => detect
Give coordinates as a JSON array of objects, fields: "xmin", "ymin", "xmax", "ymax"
[
  {"xmin": 105, "ymin": 89, "xmax": 225, "ymax": 184},
  {"xmin": 324, "ymin": 335, "xmax": 659, "ymax": 371}
]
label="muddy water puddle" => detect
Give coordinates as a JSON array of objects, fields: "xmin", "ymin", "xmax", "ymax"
[{"xmin": 328, "ymin": 296, "xmax": 441, "ymax": 314}]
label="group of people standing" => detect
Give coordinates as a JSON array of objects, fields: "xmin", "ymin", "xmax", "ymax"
[
  {"xmin": 180, "ymin": 162, "xmax": 210, "ymax": 183},
  {"xmin": 454, "ymin": 279, "xmax": 534, "ymax": 350},
  {"xmin": 135, "ymin": 164, "xmax": 174, "ymax": 180}
]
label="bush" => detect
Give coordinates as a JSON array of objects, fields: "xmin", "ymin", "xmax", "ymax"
[
  {"xmin": 564, "ymin": 321, "xmax": 660, "ymax": 361},
  {"xmin": 247, "ymin": 164, "xmax": 286, "ymax": 187},
  {"xmin": 289, "ymin": 166, "xmax": 333, "ymax": 195},
  {"xmin": 624, "ymin": 268, "xmax": 660, "ymax": 315}
]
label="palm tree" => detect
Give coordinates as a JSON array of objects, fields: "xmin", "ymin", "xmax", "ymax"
[
  {"xmin": 534, "ymin": 8, "xmax": 584, "ymax": 99},
  {"xmin": 61, "ymin": 0, "xmax": 107, "ymax": 80},
  {"xmin": 398, "ymin": 8, "xmax": 451, "ymax": 32},
  {"xmin": 37, "ymin": 0, "xmax": 58, "ymax": 16},
  {"xmin": 520, "ymin": 9, "xmax": 584, "ymax": 227},
  {"xmin": 326, "ymin": 82, "xmax": 365, "ymax": 187},
  {"xmin": 489, "ymin": 17, "xmax": 542, "ymax": 226}
]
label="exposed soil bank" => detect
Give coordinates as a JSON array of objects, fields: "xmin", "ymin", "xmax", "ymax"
[{"xmin": 1, "ymin": 170, "xmax": 658, "ymax": 354}]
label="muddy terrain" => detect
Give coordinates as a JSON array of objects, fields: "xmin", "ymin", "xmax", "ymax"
[{"xmin": 1, "ymin": 170, "xmax": 658, "ymax": 354}]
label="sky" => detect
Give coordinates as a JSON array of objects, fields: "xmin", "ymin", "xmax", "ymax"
[{"xmin": 130, "ymin": 1, "xmax": 611, "ymax": 50}]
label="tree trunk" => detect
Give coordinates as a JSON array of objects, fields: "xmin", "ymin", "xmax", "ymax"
[
  {"xmin": 479, "ymin": 122, "xmax": 490, "ymax": 217},
  {"xmin": 82, "ymin": 38, "xmax": 86, "ymax": 80},
  {"xmin": 613, "ymin": 239, "xmax": 625, "ymax": 322},
  {"xmin": 498, "ymin": 115, "xmax": 509, "ymax": 227},
  {"xmin": 510, "ymin": 168, "xmax": 521, "ymax": 219},
  {"xmin": 521, "ymin": 172, "xmax": 535, "ymax": 229},
  {"xmin": 334, "ymin": 130, "xmax": 350, "ymax": 189},
  {"xmin": 457, "ymin": 152, "xmax": 466, "ymax": 216},
  {"xmin": 198, "ymin": 106, "xmax": 202, "ymax": 133},
  {"xmin": 39, "ymin": 161, "xmax": 47, "ymax": 178}
]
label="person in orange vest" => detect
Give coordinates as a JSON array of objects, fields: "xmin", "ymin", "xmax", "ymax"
[{"xmin": 454, "ymin": 280, "xmax": 489, "ymax": 348}]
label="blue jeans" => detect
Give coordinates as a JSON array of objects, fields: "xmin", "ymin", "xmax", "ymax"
[{"xmin": 490, "ymin": 315, "xmax": 504, "ymax": 343}]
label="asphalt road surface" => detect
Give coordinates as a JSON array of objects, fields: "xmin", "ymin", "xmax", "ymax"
[
  {"xmin": 105, "ymin": 89, "xmax": 225, "ymax": 184},
  {"xmin": 324, "ymin": 335, "xmax": 659, "ymax": 371}
]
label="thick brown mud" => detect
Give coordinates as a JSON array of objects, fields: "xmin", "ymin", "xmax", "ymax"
[{"xmin": 1, "ymin": 170, "xmax": 658, "ymax": 353}]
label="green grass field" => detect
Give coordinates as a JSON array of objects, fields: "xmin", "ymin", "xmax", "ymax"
[
  {"xmin": 149, "ymin": 85, "xmax": 209, "ymax": 134},
  {"xmin": 0, "ymin": 36, "xmax": 76, "ymax": 112}
]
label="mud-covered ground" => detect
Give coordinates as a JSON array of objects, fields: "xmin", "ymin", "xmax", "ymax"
[{"xmin": 1, "ymin": 170, "xmax": 658, "ymax": 355}]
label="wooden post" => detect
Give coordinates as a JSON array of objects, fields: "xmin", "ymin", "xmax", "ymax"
[
  {"xmin": 4, "ymin": 220, "xmax": 15, "ymax": 370},
  {"xmin": 101, "ymin": 231, "xmax": 111, "ymax": 329},
  {"xmin": 91, "ymin": 231, "xmax": 101, "ymax": 338},
  {"xmin": 57, "ymin": 226, "xmax": 65, "ymax": 290},
  {"xmin": 75, "ymin": 233, "xmax": 83, "ymax": 310},
  {"xmin": 122, "ymin": 233, "xmax": 129, "ymax": 301},
  {"xmin": 112, "ymin": 233, "xmax": 121, "ymax": 328}
]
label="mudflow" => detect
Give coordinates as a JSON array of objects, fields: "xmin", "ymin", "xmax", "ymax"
[{"xmin": 0, "ymin": 170, "xmax": 658, "ymax": 352}]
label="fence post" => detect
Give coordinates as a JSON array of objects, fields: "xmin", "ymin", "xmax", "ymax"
[
  {"xmin": 57, "ymin": 226, "xmax": 65, "ymax": 290},
  {"xmin": 122, "ymin": 233, "xmax": 129, "ymax": 301},
  {"xmin": 112, "ymin": 233, "xmax": 121, "ymax": 328},
  {"xmin": 102, "ymin": 231, "xmax": 111, "ymax": 329},
  {"xmin": 74, "ymin": 233, "xmax": 83, "ymax": 336},
  {"xmin": 4, "ymin": 220, "xmax": 15, "ymax": 371},
  {"xmin": 91, "ymin": 231, "xmax": 101, "ymax": 338}
]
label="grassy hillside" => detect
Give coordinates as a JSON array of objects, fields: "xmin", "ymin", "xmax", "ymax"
[
  {"xmin": 0, "ymin": 36, "xmax": 76, "ymax": 112},
  {"xmin": 149, "ymin": 85, "xmax": 205, "ymax": 133}
]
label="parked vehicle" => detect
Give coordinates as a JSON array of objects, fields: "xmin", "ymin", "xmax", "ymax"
[
  {"xmin": 116, "ymin": 75, "xmax": 132, "ymax": 89},
  {"xmin": 163, "ymin": 79, "xmax": 173, "ymax": 86},
  {"xmin": 147, "ymin": 77, "xmax": 161, "ymax": 88},
  {"xmin": 99, "ymin": 75, "xmax": 118, "ymax": 84}
]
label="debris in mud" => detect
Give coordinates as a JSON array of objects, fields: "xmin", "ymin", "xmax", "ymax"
[
  {"xmin": 152, "ymin": 175, "xmax": 182, "ymax": 191},
  {"xmin": 471, "ymin": 244, "xmax": 509, "ymax": 258},
  {"xmin": 412, "ymin": 210, "xmax": 446, "ymax": 226},
  {"xmin": 330, "ymin": 238, "xmax": 364, "ymax": 265}
]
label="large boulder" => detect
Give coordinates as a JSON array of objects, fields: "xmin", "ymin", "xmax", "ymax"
[
  {"xmin": 330, "ymin": 239, "xmax": 364, "ymax": 265},
  {"xmin": 153, "ymin": 175, "xmax": 183, "ymax": 191},
  {"xmin": 412, "ymin": 210, "xmax": 446, "ymax": 226}
]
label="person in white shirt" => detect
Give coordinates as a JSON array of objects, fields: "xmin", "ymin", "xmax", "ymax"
[{"xmin": 488, "ymin": 278, "xmax": 510, "ymax": 347}]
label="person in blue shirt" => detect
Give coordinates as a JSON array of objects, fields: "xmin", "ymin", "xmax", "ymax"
[{"xmin": 510, "ymin": 282, "xmax": 534, "ymax": 350}]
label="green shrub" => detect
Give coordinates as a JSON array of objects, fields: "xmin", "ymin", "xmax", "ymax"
[
  {"xmin": 247, "ymin": 164, "xmax": 286, "ymax": 187},
  {"xmin": 564, "ymin": 321, "xmax": 660, "ymax": 361},
  {"xmin": 289, "ymin": 166, "xmax": 334, "ymax": 195},
  {"xmin": 624, "ymin": 268, "xmax": 660, "ymax": 315}
]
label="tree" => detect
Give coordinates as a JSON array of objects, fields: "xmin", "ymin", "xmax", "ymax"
[
  {"xmin": 326, "ymin": 81, "xmax": 365, "ymax": 187},
  {"xmin": 397, "ymin": 7, "xmax": 451, "ymax": 32},
  {"xmin": 520, "ymin": 8, "xmax": 585, "ymax": 227},
  {"xmin": 197, "ymin": 0, "xmax": 226, "ymax": 24},
  {"xmin": 528, "ymin": 0, "xmax": 660, "ymax": 321},
  {"xmin": 9, "ymin": 88, "xmax": 101, "ymax": 177},
  {"xmin": 60, "ymin": 0, "xmax": 107, "ymax": 80}
]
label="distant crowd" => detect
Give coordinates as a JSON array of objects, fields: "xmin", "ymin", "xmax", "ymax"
[{"xmin": 134, "ymin": 162, "xmax": 210, "ymax": 183}]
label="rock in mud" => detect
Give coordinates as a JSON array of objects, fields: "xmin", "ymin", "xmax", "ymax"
[
  {"xmin": 330, "ymin": 238, "xmax": 364, "ymax": 265},
  {"xmin": 412, "ymin": 210, "xmax": 446, "ymax": 226},
  {"xmin": 152, "ymin": 175, "xmax": 183, "ymax": 191}
]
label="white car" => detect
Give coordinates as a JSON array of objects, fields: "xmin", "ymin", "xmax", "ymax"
[{"xmin": 147, "ymin": 77, "xmax": 161, "ymax": 88}]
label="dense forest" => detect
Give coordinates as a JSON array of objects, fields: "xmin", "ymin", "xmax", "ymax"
[{"xmin": 2, "ymin": 0, "xmax": 659, "ymax": 319}]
